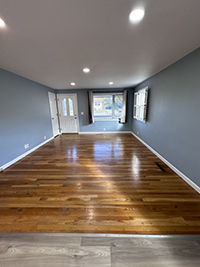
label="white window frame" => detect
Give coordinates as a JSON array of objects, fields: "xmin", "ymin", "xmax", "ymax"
[
  {"xmin": 93, "ymin": 93, "xmax": 123, "ymax": 121},
  {"xmin": 133, "ymin": 87, "xmax": 148, "ymax": 123}
]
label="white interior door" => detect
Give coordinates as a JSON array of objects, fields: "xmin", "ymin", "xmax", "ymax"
[
  {"xmin": 48, "ymin": 92, "xmax": 59, "ymax": 137},
  {"xmin": 57, "ymin": 94, "xmax": 79, "ymax": 133}
]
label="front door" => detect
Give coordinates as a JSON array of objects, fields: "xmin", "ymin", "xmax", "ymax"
[
  {"xmin": 48, "ymin": 92, "xmax": 59, "ymax": 137},
  {"xmin": 57, "ymin": 94, "xmax": 79, "ymax": 133}
]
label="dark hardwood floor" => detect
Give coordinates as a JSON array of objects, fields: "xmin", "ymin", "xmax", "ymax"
[{"xmin": 0, "ymin": 133, "xmax": 200, "ymax": 234}]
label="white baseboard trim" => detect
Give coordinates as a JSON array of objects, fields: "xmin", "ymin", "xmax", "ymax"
[
  {"xmin": 131, "ymin": 132, "xmax": 200, "ymax": 194},
  {"xmin": 79, "ymin": 131, "xmax": 132, "ymax": 134},
  {"xmin": 0, "ymin": 137, "xmax": 54, "ymax": 171}
]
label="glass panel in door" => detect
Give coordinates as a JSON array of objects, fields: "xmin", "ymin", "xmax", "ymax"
[
  {"xmin": 62, "ymin": 98, "xmax": 67, "ymax": 116},
  {"xmin": 68, "ymin": 98, "xmax": 74, "ymax": 116}
]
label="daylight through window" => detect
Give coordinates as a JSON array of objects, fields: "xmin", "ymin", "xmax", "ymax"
[
  {"xmin": 133, "ymin": 87, "xmax": 148, "ymax": 122},
  {"xmin": 93, "ymin": 94, "xmax": 123, "ymax": 121}
]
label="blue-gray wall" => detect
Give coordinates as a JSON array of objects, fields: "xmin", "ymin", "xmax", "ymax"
[
  {"xmin": 0, "ymin": 68, "xmax": 54, "ymax": 167},
  {"xmin": 2, "ymin": 46, "xmax": 199, "ymax": 191},
  {"xmin": 133, "ymin": 48, "xmax": 200, "ymax": 187},
  {"xmin": 56, "ymin": 88, "xmax": 133, "ymax": 132},
  {"xmin": 0, "ymin": 68, "xmax": 133, "ymax": 168}
]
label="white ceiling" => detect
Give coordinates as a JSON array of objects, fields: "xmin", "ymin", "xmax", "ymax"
[{"xmin": 0, "ymin": 0, "xmax": 200, "ymax": 89}]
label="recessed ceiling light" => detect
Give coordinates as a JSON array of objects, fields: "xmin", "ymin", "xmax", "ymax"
[
  {"xmin": 0, "ymin": 18, "xmax": 6, "ymax": 27},
  {"xmin": 83, "ymin": 68, "xmax": 90, "ymax": 73},
  {"xmin": 71, "ymin": 82, "xmax": 75, "ymax": 86},
  {"xmin": 109, "ymin": 82, "xmax": 113, "ymax": 85},
  {"xmin": 129, "ymin": 9, "xmax": 145, "ymax": 23}
]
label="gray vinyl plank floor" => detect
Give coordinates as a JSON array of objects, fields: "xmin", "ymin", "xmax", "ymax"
[{"xmin": 0, "ymin": 234, "xmax": 200, "ymax": 266}]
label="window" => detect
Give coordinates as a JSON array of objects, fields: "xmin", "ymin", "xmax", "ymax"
[
  {"xmin": 68, "ymin": 98, "xmax": 74, "ymax": 116},
  {"xmin": 93, "ymin": 93, "xmax": 123, "ymax": 121},
  {"xmin": 62, "ymin": 98, "xmax": 67, "ymax": 116},
  {"xmin": 133, "ymin": 87, "xmax": 148, "ymax": 122}
]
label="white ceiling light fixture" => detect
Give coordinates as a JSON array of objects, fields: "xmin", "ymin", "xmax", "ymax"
[
  {"xmin": 109, "ymin": 82, "xmax": 113, "ymax": 85},
  {"xmin": 71, "ymin": 82, "xmax": 75, "ymax": 86},
  {"xmin": 129, "ymin": 8, "xmax": 145, "ymax": 23},
  {"xmin": 0, "ymin": 18, "xmax": 6, "ymax": 27},
  {"xmin": 83, "ymin": 68, "xmax": 90, "ymax": 73}
]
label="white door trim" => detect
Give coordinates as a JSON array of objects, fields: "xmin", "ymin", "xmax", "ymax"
[{"xmin": 48, "ymin": 92, "xmax": 59, "ymax": 137}]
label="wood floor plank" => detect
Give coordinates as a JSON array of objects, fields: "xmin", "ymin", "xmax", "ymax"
[
  {"xmin": 82, "ymin": 236, "xmax": 200, "ymax": 248},
  {"xmin": 0, "ymin": 133, "xmax": 200, "ymax": 234},
  {"xmin": 111, "ymin": 245, "xmax": 200, "ymax": 267},
  {"xmin": 0, "ymin": 244, "xmax": 110, "ymax": 267},
  {"xmin": 1, "ymin": 234, "xmax": 200, "ymax": 267},
  {"xmin": 0, "ymin": 233, "xmax": 81, "ymax": 247}
]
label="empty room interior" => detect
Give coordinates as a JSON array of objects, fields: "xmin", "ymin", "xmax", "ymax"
[{"xmin": 0, "ymin": 0, "xmax": 200, "ymax": 266}]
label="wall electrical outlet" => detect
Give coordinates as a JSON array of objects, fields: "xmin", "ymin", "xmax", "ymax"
[
  {"xmin": 104, "ymin": 128, "xmax": 106, "ymax": 131},
  {"xmin": 44, "ymin": 136, "xmax": 46, "ymax": 140},
  {"xmin": 81, "ymin": 112, "xmax": 84, "ymax": 115},
  {"xmin": 137, "ymin": 132, "xmax": 139, "ymax": 136}
]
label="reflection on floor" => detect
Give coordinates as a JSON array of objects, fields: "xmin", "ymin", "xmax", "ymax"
[{"xmin": 0, "ymin": 133, "xmax": 200, "ymax": 234}]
